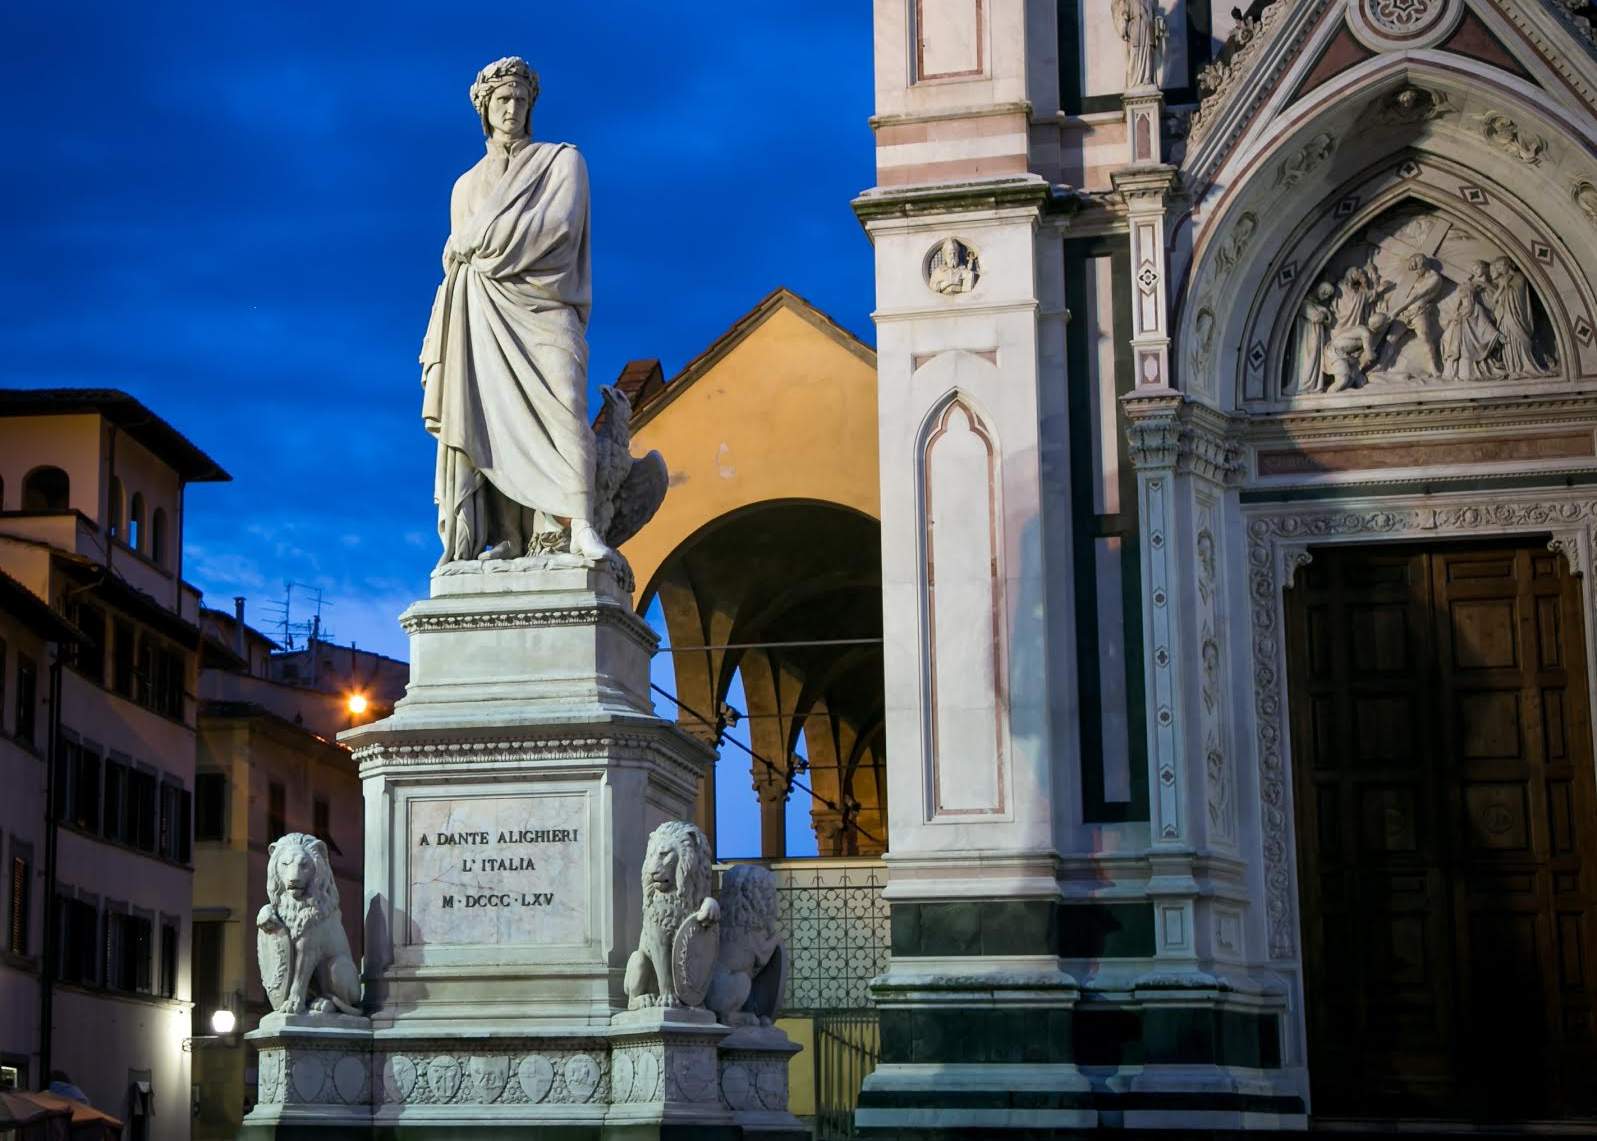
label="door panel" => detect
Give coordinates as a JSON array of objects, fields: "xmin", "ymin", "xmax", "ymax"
[{"xmin": 1287, "ymin": 541, "xmax": 1597, "ymax": 1122}]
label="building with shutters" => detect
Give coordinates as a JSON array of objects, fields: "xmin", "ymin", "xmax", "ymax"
[{"xmin": 0, "ymin": 388, "xmax": 232, "ymax": 1139}]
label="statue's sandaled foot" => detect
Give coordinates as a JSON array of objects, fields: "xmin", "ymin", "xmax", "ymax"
[
  {"xmin": 478, "ymin": 540, "xmax": 517, "ymax": 561},
  {"xmin": 569, "ymin": 520, "xmax": 616, "ymax": 562}
]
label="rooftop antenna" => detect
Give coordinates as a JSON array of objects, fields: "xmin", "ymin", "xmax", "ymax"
[{"xmin": 260, "ymin": 581, "xmax": 332, "ymax": 651}]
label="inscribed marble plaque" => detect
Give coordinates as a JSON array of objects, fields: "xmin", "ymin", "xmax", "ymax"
[{"xmin": 407, "ymin": 793, "xmax": 587, "ymax": 945}]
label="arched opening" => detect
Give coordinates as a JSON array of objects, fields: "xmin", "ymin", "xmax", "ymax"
[
  {"xmin": 150, "ymin": 508, "xmax": 169, "ymax": 569},
  {"xmin": 128, "ymin": 493, "xmax": 145, "ymax": 552},
  {"xmin": 108, "ymin": 476, "xmax": 124, "ymax": 539},
  {"xmin": 644, "ymin": 499, "xmax": 886, "ymax": 860},
  {"xmin": 21, "ymin": 466, "xmax": 70, "ymax": 512}
]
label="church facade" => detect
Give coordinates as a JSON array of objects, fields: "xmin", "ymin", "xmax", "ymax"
[{"xmin": 856, "ymin": 0, "xmax": 1597, "ymax": 1130}]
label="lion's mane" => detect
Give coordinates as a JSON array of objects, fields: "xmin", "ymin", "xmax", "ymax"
[
  {"xmin": 718, "ymin": 863, "xmax": 779, "ymax": 938},
  {"xmin": 641, "ymin": 820, "xmax": 712, "ymax": 934},
  {"xmin": 267, "ymin": 833, "xmax": 340, "ymax": 939}
]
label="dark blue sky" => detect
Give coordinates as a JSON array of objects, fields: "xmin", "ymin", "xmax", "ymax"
[{"xmin": 1, "ymin": 4, "xmax": 876, "ymax": 659}]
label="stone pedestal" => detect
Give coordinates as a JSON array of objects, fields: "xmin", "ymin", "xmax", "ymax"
[
  {"xmin": 345, "ymin": 558, "xmax": 713, "ymax": 1030},
  {"xmin": 606, "ymin": 1008, "xmax": 733, "ymax": 1136},
  {"xmin": 241, "ymin": 559, "xmax": 805, "ymax": 1137},
  {"xmin": 718, "ymin": 1027, "xmax": 805, "ymax": 1140}
]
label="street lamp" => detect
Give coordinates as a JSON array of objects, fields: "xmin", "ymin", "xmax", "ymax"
[
  {"xmin": 210, "ymin": 1009, "xmax": 236, "ymax": 1036},
  {"xmin": 346, "ymin": 692, "xmax": 369, "ymax": 717}
]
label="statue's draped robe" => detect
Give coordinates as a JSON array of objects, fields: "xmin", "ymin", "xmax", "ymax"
[
  {"xmin": 1443, "ymin": 281, "xmax": 1501, "ymax": 380},
  {"xmin": 1291, "ymin": 296, "xmax": 1333, "ymax": 394},
  {"xmin": 421, "ymin": 140, "xmax": 594, "ymax": 560},
  {"xmin": 1491, "ymin": 269, "xmax": 1541, "ymax": 375}
]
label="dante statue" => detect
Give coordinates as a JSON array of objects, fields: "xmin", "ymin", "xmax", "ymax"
[{"xmin": 420, "ymin": 58, "xmax": 665, "ymax": 567}]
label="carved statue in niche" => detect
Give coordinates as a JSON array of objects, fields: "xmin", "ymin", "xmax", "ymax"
[
  {"xmin": 1113, "ymin": 0, "xmax": 1166, "ymax": 88},
  {"xmin": 1285, "ymin": 203, "xmax": 1557, "ymax": 396}
]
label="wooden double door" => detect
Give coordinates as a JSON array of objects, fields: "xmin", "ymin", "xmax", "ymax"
[{"xmin": 1286, "ymin": 541, "xmax": 1597, "ymax": 1123}]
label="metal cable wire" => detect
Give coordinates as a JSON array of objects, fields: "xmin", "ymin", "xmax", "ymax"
[{"xmin": 648, "ymin": 682, "xmax": 885, "ymax": 848}]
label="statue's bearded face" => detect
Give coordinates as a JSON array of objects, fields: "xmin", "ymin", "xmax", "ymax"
[{"xmin": 487, "ymin": 81, "xmax": 531, "ymax": 140}]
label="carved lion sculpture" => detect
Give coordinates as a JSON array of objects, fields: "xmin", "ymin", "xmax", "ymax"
[
  {"xmin": 256, "ymin": 833, "xmax": 362, "ymax": 1017},
  {"xmin": 624, "ymin": 821, "xmax": 720, "ymax": 1009},
  {"xmin": 706, "ymin": 863, "xmax": 788, "ymax": 1027}
]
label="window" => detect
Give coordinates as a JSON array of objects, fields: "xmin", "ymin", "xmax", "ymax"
[
  {"xmin": 73, "ymin": 747, "xmax": 101, "ymax": 833},
  {"xmin": 268, "ymin": 781, "xmax": 286, "ymax": 840},
  {"xmin": 106, "ymin": 910, "xmax": 152, "ymax": 992},
  {"xmin": 159, "ymin": 921, "xmax": 177, "ymax": 998},
  {"xmin": 159, "ymin": 783, "xmax": 191, "ymax": 863},
  {"xmin": 112, "ymin": 620, "xmax": 134, "ymax": 698},
  {"xmin": 107, "ymin": 477, "xmax": 124, "ymax": 539},
  {"xmin": 52, "ymin": 741, "xmax": 75, "ymax": 822},
  {"xmin": 0, "ymin": 1058, "xmax": 22, "ymax": 1091},
  {"xmin": 128, "ymin": 493, "xmax": 144, "ymax": 552},
  {"xmin": 313, "ymin": 796, "xmax": 330, "ymax": 842},
  {"xmin": 8, "ymin": 848, "xmax": 30, "ymax": 955},
  {"xmin": 103, "ymin": 760, "xmax": 128, "ymax": 843},
  {"xmin": 14, "ymin": 656, "xmax": 36, "ymax": 747},
  {"xmin": 73, "ymin": 606, "xmax": 105, "ymax": 686},
  {"xmin": 156, "ymin": 649, "xmax": 184, "ymax": 720},
  {"xmin": 129, "ymin": 770, "xmax": 158, "ymax": 852},
  {"xmin": 0, "ymin": 635, "xmax": 7, "ymax": 735},
  {"xmin": 21, "ymin": 466, "xmax": 69, "ymax": 512},
  {"xmin": 150, "ymin": 509, "xmax": 169, "ymax": 570},
  {"xmin": 195, "ymin": 773, "xmax": 226, "ymax": 842},
  {"xmin": 191, "ymin": 921, "xmax": 223, "ymax": 1037},
  {"xmin": 135, "ymin": 639, "xmax": 153, "ymax": 708},
  {"xmin": 56, "ymin": 895, "xmax": 98, "ymax": 986}
]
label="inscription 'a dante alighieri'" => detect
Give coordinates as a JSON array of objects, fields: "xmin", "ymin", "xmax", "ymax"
[{"xmin": 408, "ymin": 796, "xmax": 588, "ymax": 946}]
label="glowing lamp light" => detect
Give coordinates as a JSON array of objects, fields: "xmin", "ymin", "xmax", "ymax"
[
  {"xmin": 210, "ymin": 1009, "xmax": 236, "ymax": 1036},
  {"xmin": 346, "ymin": 693, "xmax": 369, "ymax": 716}
]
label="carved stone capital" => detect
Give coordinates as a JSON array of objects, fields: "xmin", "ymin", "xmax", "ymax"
[{"xmin": 1122, "ymin": 394, "xmax": 1244, "ymax": 482}]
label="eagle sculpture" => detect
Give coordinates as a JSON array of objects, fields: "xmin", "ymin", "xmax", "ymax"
[{"xmin": 593, "ymin": 384, "xmax": 669, "ymax": 549}]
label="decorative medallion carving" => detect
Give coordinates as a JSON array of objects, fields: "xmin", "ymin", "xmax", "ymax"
[
  {"xmin": 926, "ymin": 237, "xmax": 980, "ymax": 296},
  {"xmin": 1348, "ymin": 0, "xmax": 1463, "ymax": 49},
  {"xmin": 1479, "ymin": 112, "xmax": 1548, "ymax": 166},
  {"xmin": 516, "ymin": 1054, "xmax": 554, "ymax": 1103},
  {"xmin": 1573, "ymin": 179, "xmax": 1597, "ymax": 227},
  {"xmin": 1361, "ymin": 85, "xmax": 1454, "ymax": 126},
  {"xmin": 1274, "ymin": 132, "xmax": 1335, "ymax": 190}
]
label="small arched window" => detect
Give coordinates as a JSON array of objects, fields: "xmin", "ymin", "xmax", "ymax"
[
  {"xmin": 21, "ymin": 466, "xmax": 70, "ymax": 512},
  {"xmin": 151, "ymin": 508, "xmax": 169, "ymax": 569},
  {"xmin": 129, "ymin": 492, "xmax": 145, "ymax": 552},
  {"xmin": 108, "ymin": 477, "xmax": 125, "ymax": 539}
]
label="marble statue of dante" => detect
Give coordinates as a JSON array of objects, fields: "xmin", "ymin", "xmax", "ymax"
[
  {"xmin": 1114, "ymin": 0, "xmax": 1164, "ymax": 89},
  {"xmin": 420, "ymin": 57, "xmax": 611, "ymax": 564}
]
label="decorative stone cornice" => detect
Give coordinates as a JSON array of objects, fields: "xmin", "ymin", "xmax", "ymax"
[
  {"xmin": 852, "ymin": 176, "xmax": 1074, "ymax": 225},
  {"xmin": 1122, "ymin": 393, "xmax": 1244, "ymax": 482},
  {"xmin": 400, "ymin": 603, "xmax": 657, "ymax": 653},
  {"xmin": 352, "ymin": 730, "xmax": 710, "ymax": 787},
  {"xmin": 1110, "ymin": 164, "xmax": 1181, "ymax": 210}
]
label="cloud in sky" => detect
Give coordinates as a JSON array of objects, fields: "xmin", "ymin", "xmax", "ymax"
[{"xmin": 1, "ymin": 3, "xmax": 875, "ymax": 659}]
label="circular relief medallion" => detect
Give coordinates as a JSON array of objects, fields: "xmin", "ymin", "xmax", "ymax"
[
  {"xmin": 333, "ymin": 1056, "xmax": 367, "ymax": 1105},
  {"xmin": 721, "ymin": 1063, "xmax": 754, "ymax": 1110},
  {"xmin": 291, "ymin": 1057, "xmax": 325, "ymax": 1103},
  {"xmin": 671, "ymin": 1052, "xmax": 715, "ymax": 1103},
  {"xmin": 467, "ymin": 1055, "xmax": 509, "ymax": 1104},
  {"xmin": 427, "ymin": 1056, "xmax": 462, "ymax": 1103},
  {"xmin": 756, "ymin": 1064, "xmax": 788, "ymax": 1110},
  {"xmin": 563, "ymin": 1053, "xmax": 600, "ymax": 1103},
  {"xmin": 634, "ymin": 1051, "xmax": 660, "ymax": 1102},
  {"xmin": 1347, "ymin": 0, "xmax": 1461, "ymax": 49},
  {"xmin": 925, "ymin": 237, "xmax": 981, "ymax": 297},
  {"xmin": 610, "ymin": 1050, "xmax": 636, "ymax": 1103},
  {"xmin": 382, "ymin": 1055, "xmax": 417, "ymax": 1103},
  {"xmin": 516, "ymin": 1055, "xmax": 554, "ymax": 1103}
]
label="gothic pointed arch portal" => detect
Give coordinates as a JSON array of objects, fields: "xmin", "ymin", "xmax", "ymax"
[{"xmin": 1152, "ymin": 30, "xmax": 1597, "ymax": 1125}]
